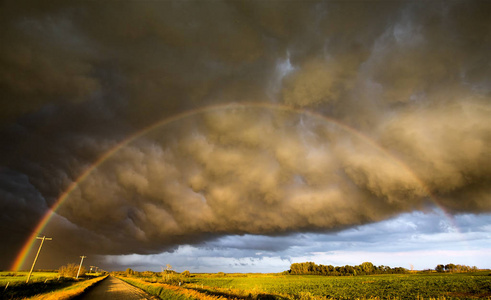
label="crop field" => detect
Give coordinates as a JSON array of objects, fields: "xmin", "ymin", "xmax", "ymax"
[
  {"xmin": 187, "ymin": 272, "xmax": 491, "ymax": 299},
  {"xmin": 123, "ymin": 271, "xmax": 491, "ymax": 300}
]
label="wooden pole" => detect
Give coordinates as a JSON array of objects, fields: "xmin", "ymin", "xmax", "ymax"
[
  {"xmin": 26, "ymin": 236, "xmax": 52, "ymax": 283},
  {"xmin": 76, "ymin": 256, "xmax": 86, "ymax": 279}
]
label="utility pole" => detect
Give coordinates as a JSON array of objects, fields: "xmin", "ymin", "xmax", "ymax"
[
  {"xmin": 76, "ymin": 256, "xmax": 86, "ymax": 279},
  {"xmin": 26, "ymin": 236, "xmax": 52, "ymax": 283}
]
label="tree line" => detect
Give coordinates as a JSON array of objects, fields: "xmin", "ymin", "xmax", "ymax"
[
  {"xmin": 435, "ymin": 264, "xmax": 478, "ymax": 273},
  {"xmin": 286, "ymin": 262, "xmax": 407, "ymax": 276},
  {"xmin": 114, "ymin": 267, "xmax": 191, "ymax": 278}
]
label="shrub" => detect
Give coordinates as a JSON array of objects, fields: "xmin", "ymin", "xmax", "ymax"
[{"xmin": 59, "ymin": 263, "xmax": 87, "ymax": 278}]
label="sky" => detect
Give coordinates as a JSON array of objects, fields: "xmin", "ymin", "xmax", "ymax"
[{"xmin": 0, "ymin": 0, "xmax": 490, "ymax": 273}]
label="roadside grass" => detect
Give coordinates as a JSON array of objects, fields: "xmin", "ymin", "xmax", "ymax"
[
  {"xmin": 185, "ymin": 284, "xmax": 289, "ymax": 300},
  {"xmin": 26, "ymin": 275, "xmax": 107, "ymax": 300},
  {"xmin": 0, "ymin": 274, "xmax": 106, "ymax": 300},
  {"xmin": 1, "ymin": 278, "xmax": 75, "ymax": 300},
  {"xmin": 118, "ymin": 276, "xmax": 226, "ymax": 300}
]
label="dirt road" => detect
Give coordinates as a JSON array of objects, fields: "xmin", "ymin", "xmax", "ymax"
[{"xmin": 77, "ymin": 276, "xmax": 158, "ymax": 300}]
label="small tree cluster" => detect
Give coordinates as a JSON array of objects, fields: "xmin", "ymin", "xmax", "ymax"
[
  {"xmin": 435, "ymin": 264, "xmax": 478, "ymax": 273},
  {"xmin": 288, "ymin": 262, "xmax": 407, "ymax": 276},
  {"xmin": 59, "ymin": 263, "xmax": 86, "ymax": 278}
]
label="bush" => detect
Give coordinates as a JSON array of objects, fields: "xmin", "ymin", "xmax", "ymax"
[{"xmin": 59, "ymin": 263, "xmax": 87, "ymax": 278}]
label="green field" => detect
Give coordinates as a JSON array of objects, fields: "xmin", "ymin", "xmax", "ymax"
[
  {"xmin": 0, "ymin": 271, "xmax": 59, "ymax": 285},
  {"xmin": 0, "ymin": 271, "xmax": 106, "ymax": 300},
  {"xmin": 117, "ymin": 271, "xmax": 491, "ymax": 299},
  {"xmin": 185, "ymin": 272, "xmax": 491, "ymax": 299}
]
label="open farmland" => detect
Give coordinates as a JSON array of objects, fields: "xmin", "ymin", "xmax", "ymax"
[
  {"xmin": 118, "ymin": 271, "xmax": 491, "ymax": 300},
  {"xmin": 189, "ymin": 272, "xmax": 491, "ymax": 299}
]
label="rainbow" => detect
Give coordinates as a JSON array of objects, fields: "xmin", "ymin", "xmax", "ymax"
[{"xmin": 10, "ymin": 102, "xmax": 454, "ymax": 271}]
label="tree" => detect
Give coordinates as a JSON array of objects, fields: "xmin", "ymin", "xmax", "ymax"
[
  {"xmin": 345, "ymin": 265, "xmax": 355, "ymax": 276},
  {"xmin": 445, "ymin": 263, "xmax": 456, "ymax": 272},
  {"xmin": 181, "ymin": 270, "xmax": 191, "ymax": 277},
  {"xmin": 435, "ymin": 264, "xmax": 445, "ymax": 273},
  {"xmin": 59, "ymin": 263, "xmax": 87, "ymax": 278},
  {"xmin": 361, "ymin": 262, "xmax": 374, "ymax": 274},
  {"xmin": 126, "ymin": 268, "xmax": 134, "ymax": 276}
]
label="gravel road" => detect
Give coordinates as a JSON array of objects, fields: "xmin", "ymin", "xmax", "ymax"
[{"xmin": 77, "ymin": 276, "xmax": 158, "ymax": 300}]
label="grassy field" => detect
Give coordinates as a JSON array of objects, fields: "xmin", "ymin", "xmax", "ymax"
[
  {"xmin": 188, "ymin": 272, "xmax": 491, "ymax": 300},
  {"xmin": 121, "ymin": 271, "xmax": 491, "ymax": 300},
  {"xmin": 0, "ymin": 271, "xmax": 59, "ymax": 285},
  {"xmin": 119, "ymin": 277, "xmax": 203, "ymax": 300},
  {"xmin": 0, "ymin": 271, "xmax": 106, "ymax": 300}
]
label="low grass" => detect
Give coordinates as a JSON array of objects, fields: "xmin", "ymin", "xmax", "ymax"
[{"xmin": 118, "ymin": 276, "xmax": 224, "ymax": 300}]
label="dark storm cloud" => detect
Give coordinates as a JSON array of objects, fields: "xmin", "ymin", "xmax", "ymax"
[
  {"xmin": 0, "ymin": 0, "xmax": 490, "ymax": 270},
  {"xmin": 0, "ymin": 169, "xmax": 46, "ymax": 220},
  {"xmin": 0, "ymin": 169, "xmax": 47, "ymax": 266}
]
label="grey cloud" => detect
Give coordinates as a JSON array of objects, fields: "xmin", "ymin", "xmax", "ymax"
[
  {"xmin": 205, "ymin": 235, "xmax": 302, "ymax": 253},
  {"xmin": 99, "ymin": 212, "xmax": 491, "ymax": 272}
]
